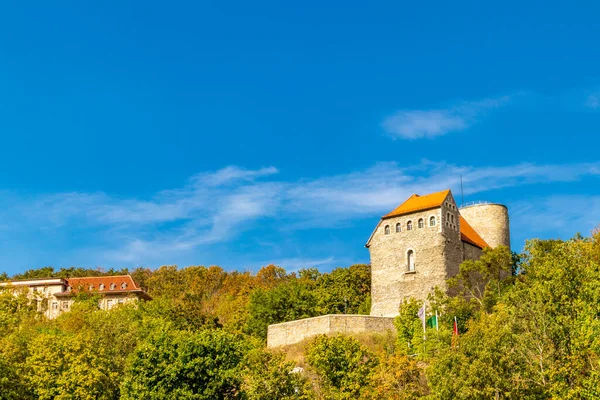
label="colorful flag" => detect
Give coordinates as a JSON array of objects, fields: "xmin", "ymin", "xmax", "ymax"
[
  {"xmin": 452, "ymin": 316, "xmax": 459, "ymax": 348},
  {"xmin": 417, "ymin": 304, "xmax": 426, "ymax": 333},
  {"xmin": 426, "ymin": 315, "xmax": 438, "ymax": 329}
]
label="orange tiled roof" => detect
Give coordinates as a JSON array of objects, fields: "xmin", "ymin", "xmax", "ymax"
[
  {"xmin": 383, "ymin": 189, "xmax": 450, "ymax": 218},
  {"xmin": 460, "ymin": 216, "xmax": 489, "ymax": 249},
  {"xmin": 66, "ymin": 275, "xmax": 140, "ymax": 292}
]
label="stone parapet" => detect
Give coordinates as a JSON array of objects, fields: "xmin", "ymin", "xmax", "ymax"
[{"xmin": 267, "ymin": 314, "xmax": 396, "ymax": 348}]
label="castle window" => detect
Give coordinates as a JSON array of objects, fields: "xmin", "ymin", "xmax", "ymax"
[
  {"xmin": 418, "ymin": 218, "xmax": 424, "ymax": 228},
  {"xmin": 384, "ymin": 225, "xmax": 390, "ymax": 235},
  {"xmin": 451, "ymin": 214, "xmax": 455, "ymax": 223},
  {"xmin": 407, "ymin": 250, "xmax": 415, "ymax": 272},
  {"xmin": 430, "ymin": 216, "xmax": 436, "ymax": 227},
  {"xmin": 407, "ymin": 221, "xmax": 413, "ymax": 231},
  {"xmin": 447, "ymin": 212, "xmax": 450, "ymax": 222},
  {"xmin": 395, "ymin": 223, "xmax": 401, "ymax": 233}
]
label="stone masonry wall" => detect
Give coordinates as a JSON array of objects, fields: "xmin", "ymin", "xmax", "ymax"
[
  {"xmin": 443, "ymin": 195, "xmax": 464, "ymax": 282},
  {"xmin": 267, "ymin": 314, "xmax": 396, "ymax": 348},
  {"xmin": 462, "ymin": 241, "xmax": 483, "ymax": 262},
  {"xmin": 459, "ymin": 204, "xmax": 510, "ymax": 249},
  {"xmin": 368, "ymin": 193, "xmax": 466, "ymax": 317}
]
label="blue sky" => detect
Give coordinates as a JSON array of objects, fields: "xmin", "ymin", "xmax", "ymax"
[{"xmin": 1, "ymin": 1, "xmax": 599, "ymax": 275}]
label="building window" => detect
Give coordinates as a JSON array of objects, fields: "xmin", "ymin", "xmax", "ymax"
[
  {"xmin": 61, "ymin": 301, "xmax": 69, "ymax": 310},
  {"xmin": 430, "ymin": 216, "xmax": 436, "ymax": 227},
  {"xmin": 107, "ymin": 299, "xmax": 114, "ymax": 309},
  {"xmin": 99, "ymin": 283, "xmax": 105, "ymax": 291},
  {"xmin": 66, "ymin": 286, "xmax": 72, "ymax": 292},
  {"xmin": 447, "ymin": 212, "xmax": 450, "ymax": 221},
  {"xmin": 89, "ymin": 284, "xmax": 94, "ymax": 291},
  {"xmin": 121, "ymin": 282, "xmax": 128, "ymax": 289},
  {"xmin": 418, "ymin": 218, "xmax": 424, "ymax": 228},
  {"xmin": 110, "ymin": 283, "xmax": 117, "ymax": 290},
  {"xmin": 407, "ymin": 221, "xmax": 413, "ymax": 231},
  {"xmin": 51, "ymin": 302, "xmax": 58, "ymax": 310},
  {"xmin": 451, "ymin": 214, "xmax": 455, "ymax": 223},
  {"xmin": 407, "ymin": 250, "xmax": 415, "ymax": 272},
  {"xmin": 395, "ymin": 223, "xmax": 401, "ymax": 233},
  {"xmin": 384, "ymin": 225, "xmax": 390, "ymax": 235}
]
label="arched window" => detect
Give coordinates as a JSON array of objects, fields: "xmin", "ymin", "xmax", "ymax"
[
  {"xmin": 407, "ymin": 221, "xmax": 413, "ymax": 231},
  {"xmin": 395, "ymin": 223, "xmax": 401, "ymax": 233},
  {"xmin": 451, "ymin": 214, "xmax": 455, "ymax": 223},
  {"xmin": 99, "ymin": 283, "xmax": 105, "ymax": 291},
  {"xmin": 384, "ymin": 225, "xmax": 390, "ymax": 235},
  {"xmin": 121, "ymin": 282, "xmax": 127, "ymax": 289},
  {"xmin": 407, "ymin": 250, "xmax": 415, "ymax": 272},
  {"xmin": 110, "ymin": 283, "xmax": 117, "ymax": 290},
  {"xmin": 418, "ymin": 218, "xmax": 424, "ymax": 228},
  {"xmin": 447, "ymin": 212, "xmax": 450, "ymax": 222},
  {"xmin": 429, "ymin": 216, "xmax": 436, "ymax": 226}
]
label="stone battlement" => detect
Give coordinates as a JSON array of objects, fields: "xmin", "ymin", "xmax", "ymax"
[{"xmin": 267, "ymin": 314, "xmax": 395, "ymax": 348}]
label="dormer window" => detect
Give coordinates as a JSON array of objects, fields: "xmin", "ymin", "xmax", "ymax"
[
  {"xmin": 121, "ymin": 282, "xmax": 127, "ymax": 289},
  {"xmin": 99, "ymin": 283, "xmax": 105, "ymax": 291},
  {"xmin": 384, "ymin": 225, "xmax": 390, "ymax": 235},
  {"xmin": 418, "ymin": 218, "xmax": 424, "ymax": 229},
  {"xmin": 66, "ymin": 286, "xmax": 72, "ymax": 292},
  {"xmin": 110, "ymin": 283, "xmax": 117, "ymax": 290},
  {"xmin": 407, "ymin": 221, "xmax": 413, "ymax": 231},
  {"xmin": 395, "ymin": 223, "xmax": 401, "ymax": 233},
  {"xmin": 430, "ymin": 216, "xmax": 436, "ymax": 227},
  {"xmin": 89, "ymin": 284, "xmax": 94, "ymax": 291}
]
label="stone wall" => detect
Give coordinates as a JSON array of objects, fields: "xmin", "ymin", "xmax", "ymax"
[
  {"xmin": 459, "ymin": 204, "xmax": 510, "ymax": 249},
  {"xmin": 462, "ymin": 241, "xmax": 483, "ymax": 262},
  {"xmin": 267, "ymin": 314, "xmax": 395, "ymax": 348}
]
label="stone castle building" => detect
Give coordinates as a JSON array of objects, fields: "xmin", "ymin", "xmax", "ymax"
[
  {"xmin": 0, "ymin": 275, "xmax": 151, "ymax": 319},
  {"xmin": 366, "ymin": 189, "xmax": 510, "ymax": 316},
  {"xmin": 267, "ymin": 189, "xmax": 510, "ymax": 347}
]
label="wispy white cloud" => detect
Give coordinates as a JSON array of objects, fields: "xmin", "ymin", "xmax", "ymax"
[
  {"xmin": 585, "ymin": 93, "xmax": 600, "ymax": 109},
  {"xmin": 511, "ymin": 195, "xmax": 600, "ymax": 237},
  {"xmin": 381, "ymin": 95, "xmax": 511, "ymax": 139},
  {"xmin": 2, "ymin": 160, "xmax": 599, "ymax": 267}
]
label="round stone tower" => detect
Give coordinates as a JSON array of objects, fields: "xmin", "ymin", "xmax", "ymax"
[{"xmin": 459, "ymin": 203, "xmax": 510, "ymax": 249}]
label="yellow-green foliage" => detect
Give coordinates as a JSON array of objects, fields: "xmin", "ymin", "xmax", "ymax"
[{"xmin": 0, "ymin": 232, "xmax": 599, "ymax": 399}]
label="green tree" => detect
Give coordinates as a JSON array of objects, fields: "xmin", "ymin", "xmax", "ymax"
[
  {"xmin": 245, "ymin": 279, "xmax": 318, "ymax": 340},
  {"xmin": 121, "ymin": 329, "xmax": 249, "ymax": 400},
  {"xmin": 314, "ymin": 264, "xmax": 371, "ymax": 315},
  {"xmin": 306, "ymin": 334, "xmax": 378, "ymax": 399},
  {"xmin": 367, "ymin": 352, "xmax": 427, "ymax": 399},
  {"xmin": 242, "ymin": 349, "xmax": 312, "ymax": 399}
]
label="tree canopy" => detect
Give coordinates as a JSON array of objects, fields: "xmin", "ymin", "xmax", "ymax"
[{"xmin": 0, "ymin": 230, "xmax": 599, "ymax": 398}]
